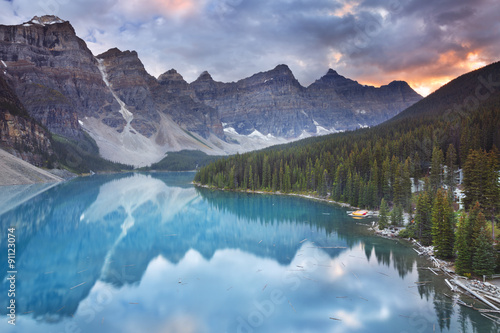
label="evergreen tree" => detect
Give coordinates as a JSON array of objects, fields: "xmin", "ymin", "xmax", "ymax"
[
  {"xmin": 262, "ymin": 156, "xmax": 270, "ymax": 189},
  {"xmin": 485, "ymin": 149, "xmax": 500, "ymax": 239},
  {"xmin": 432, "ymin": 189, "xmax": 455, "ymax": 259},
  {"xmin": 415, "ymin": 191, "xmax": 433, "ymax": 246},
  {"xmin": 378, "ymin": 198, "xmax": 389, "ymax": 230},
  {"xmin": 463, "ymin": 149, "xmax": 500, "ymax": 239},
  {"xmin": 430, "ymin": 146, "xmax": 444, "ymax": 193},
  {"xmin": 463, "ymin": 150, "xmax": 485, "ymax": 209},
  {"xmin": 393, "ymin": 162, "xmax": 403, "ymax": 207},
  {"xmin": 454, "ymin": 215, "xmax": 472, "ymax": 275},
  {"xmin": 249, "ymin": 164, "xmax": 254, "ymax": 190},
  {"xmin": 445, "ymin": 143, "xmax": 457, "ymax": 193},
  {"xmin": 284, "ymin": 163, "xmax": 291, "ymax": 193},
  {"xmin": 229, "ymin": 166, "xmax": 235, "ymax": 189},
  {"xmin": 402, "ymin": 158, "xmax": 412, "ymax": 212},
  {"xmin": 472, "ymin": 227, "xmax": 496, "ymax": 276},
  {"xmin": 319, "ymin": 169, "xmax": 328, "ymax": 197},
  {"xmin": 382, "ymin": 156, "xmax": 391, "ymax": 201},
  {"xmin": 390, "ymin": 204, "xmax": 404, "ymax": 227},
  {"xmin": 468, "ymin": 202, "xmax": 486, "ymax": 250},
  {"xmin": 272, "ymin": 167, "xmax": 278, "ymax": 192}
]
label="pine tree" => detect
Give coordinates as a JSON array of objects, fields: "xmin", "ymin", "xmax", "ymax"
[
  {"xmin": 485, "ymin": 149, "xmax": 500, "ymax": 239},
  {"xmin": 463, "ymin": 150, "xmax": 484, "ymax": 210},
  {"xmin": 390, "ymin": 204, "xmax": 404, "ymax": 227},
  {"xmin": 378, "ymin": 198, "xmax": 389, "ymax": 230},
  {"xmin": 430, "ymin": 146, "xmax": 444, "ymax": 193},
  {"xmin": 272, "ymin": 167, "xmax": 278, "ymax": 192},
  {"xmin": 432, "ymin": 189, "xmax": 455, "ymax": 259},
  {"xmin": 319, "ymin": 169, "xmax": 328, "ymax": 197},
  {"xmin": 472, "ymin": 227, "xmax": 496, "ymax": 276},
  {"xmin": 454, "ymin": 215, "xmax": 472, "ymax": 275},
  {"xmin": 402, "ymin": 158, "xmax": 412, "ymax": 212},
  {"xmin": 249, "ymin": 164, "xmax": 254, "ymax": 190},
  {"xmin": 463, "ymin": 149, "xmax": 500, "ymax": 240},
  {"xmin": 262, "ymin": 156, "xmax": 270, "ymax": 189},
  {"xmin": 445, "ymin": 143, "xmax": 457, "ymax": 193},
  {"xmin": 415, "ymin": 191, "xmax": 433, "ymax": 246},
  {"xmin": 382, "ymin": 156, "xmax": 391, "ymax": 201},
  {"xmin": 284, "ymin": 163, "xmax": 291, "ymax": 193},
  {"xmin": 393, "ymin": 162, "xmax": 403, "ymax": 207}
]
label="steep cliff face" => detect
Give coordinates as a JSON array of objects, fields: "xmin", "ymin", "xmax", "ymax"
[
  {"xmin": 306, "ymin": 69, "xmax": 422, "ymax": 130},
  {"xmin": 96, "ymin": 48, "xmax": 159, "ymax": 137},
  {"xmin": 96, "ymin": 48, "xmax": 224, "ymax": 140},
  {"xmin": 0, "ymin": 73, "xmax": 53, "ymax": 166},
  {"xmin": 190, "ymin": 65, "xmax": 316, "ymax": 137},
  {"xmin": 189, "ymin": 66, "xmax": 422, "ymax": 137},
  {"xmin": 0, "ymin": 16, "xmax": 121, "ymax": 139}
]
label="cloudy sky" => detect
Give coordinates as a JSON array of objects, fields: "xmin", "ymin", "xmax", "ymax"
[{"xmin": 1, "ymin": 0, "xmax": 499, "ymax": 96}]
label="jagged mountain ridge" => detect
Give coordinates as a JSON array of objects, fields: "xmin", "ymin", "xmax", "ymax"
[
  {"xmin": 165, "ymin": 64, "xmax": 422, "ymax": 138},
  {"xmin": 0, "ymin": 15, "xmax": 422, "ymax": 167}
]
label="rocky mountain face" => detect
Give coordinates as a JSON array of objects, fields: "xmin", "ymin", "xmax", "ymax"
[
  {"xmin": 0, "ymin": 16, "xmax": 115, "ymax": 139},
  {"xmin": 305, "ymin": 69, "xmax": 422, "ymax": 130},
  {"xmin": 0, "ymin": 72, "xmax": 53, "ymax": 166},
  {"xmin": 160, "ymin": 64, "xmax": 422, "ymax": 138},
  {"xmin": 189, "ymin": 65, "xmax": 316, "ymax": 137},
  {"xmin": 185, "ymin": 66, "xmax": 422, "ymax": 137},
  {"xmin": 0, "ymin": 16, "xmax": 227, "ymax": 166},
  {"xmin": 0, "ymin": 15, "xmax": 422, "ymax": 167}
]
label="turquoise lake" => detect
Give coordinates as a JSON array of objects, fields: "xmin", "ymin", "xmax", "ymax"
[{"xmin": 0, "ymin": 172, "xmax": 496, "ymax": 332}]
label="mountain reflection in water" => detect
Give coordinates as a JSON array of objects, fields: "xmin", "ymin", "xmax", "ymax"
[{"xmin": 0, "ymin": 173, "xmax": 494, "ymax": 333}]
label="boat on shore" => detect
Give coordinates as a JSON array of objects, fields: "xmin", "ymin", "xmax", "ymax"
[{"xmin": 347, "ymin": 210, "xmax": 375, "ymax": 217}]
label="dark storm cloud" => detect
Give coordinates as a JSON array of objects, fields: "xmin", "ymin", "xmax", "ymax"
[{"xmin": 0, "ymin": 0, "xmax": 499, "ymax": 95}]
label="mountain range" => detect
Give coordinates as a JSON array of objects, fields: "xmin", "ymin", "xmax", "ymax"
[{"xmin": 0, "ymin": 15, "xmax": 422, "ymax": 168}]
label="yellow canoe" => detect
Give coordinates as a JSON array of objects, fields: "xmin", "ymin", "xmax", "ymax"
[{"xmin": 351, "ymin": 210, "xmax": 369, "ymax": 216}]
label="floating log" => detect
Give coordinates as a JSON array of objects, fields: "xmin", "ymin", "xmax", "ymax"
[
  {"xmin": 70, "ymin": 282, "xmax": 86, "ymax": 290},
  {"xmin": 484, "ymin": 294, "xmax": 500, "ymax": 306},
  {"xmin": 444, "ymin": 279, "xmax": 455, "ymax": 292}
]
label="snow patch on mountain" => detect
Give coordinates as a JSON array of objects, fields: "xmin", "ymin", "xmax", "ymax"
[
  {"xmin": 28, "ymin": 16, "xmax": 66, "ymax": 26},
  {"xmin": 315, "ymin": 125, "xmax": 331, "ymax": 135},
  {"xmin": 248, "ymin": 129, "xmax": 275, "ymax": 140}
]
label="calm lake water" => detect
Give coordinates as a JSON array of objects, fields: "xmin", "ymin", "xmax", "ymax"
[{"xmin": 0, "ymin": 172, "xmax": 496, "ymax": 333}]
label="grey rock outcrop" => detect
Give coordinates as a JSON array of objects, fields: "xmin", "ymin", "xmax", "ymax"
[
  {"xmin": 0, "ymin": 72, "xmax": 54, "ymax": 166},
  {"xmin": 0, "ymin": 16, "xmax": 120, "ymax": 139},
  {"xmin": 188, "ymin": 65, "xmax": 422, "ymax": 137}
]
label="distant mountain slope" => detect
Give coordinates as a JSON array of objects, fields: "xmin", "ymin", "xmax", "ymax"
[
  {"xmin": 184, "ymin": 65, "xmax": 422, "ymax": 138},
  {"xmin": 195, "ymin": 60, "xmax": 500, "ymax": 210},
  {"xmin": 390, "ymin": 61, "xmax": 500, "ymax": 122}
]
